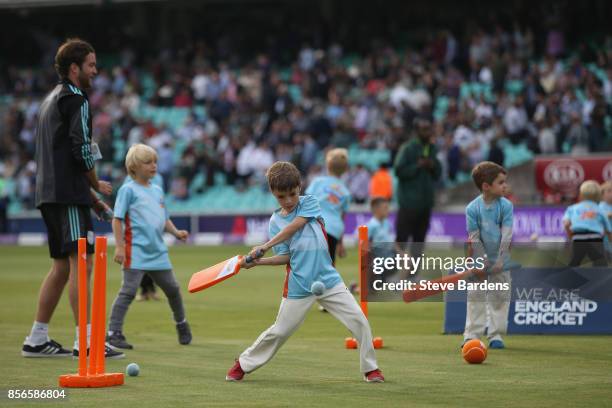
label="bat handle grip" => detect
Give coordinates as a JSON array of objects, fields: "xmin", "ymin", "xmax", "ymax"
[{"xmin": 245, "ymin": 249, "xmax": 265, "ymax": 264}]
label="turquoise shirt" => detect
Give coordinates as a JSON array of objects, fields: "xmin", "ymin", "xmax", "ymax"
[
  {"xmin": 563, "ymin": 200, "xmax": 610, "ymax": 237},
  {"xmin": 599, "ymin": 202, "xmax": 612, "ymax": 224},
  {"xmin": 123, "ymin": 173, "xmax": 164, "ymax": 190},
  {"xmin": 114, "ymin": 181, "xmax": 171, "ymax": 270},
  {"xmin": 269, "ymin": 195, "xmax": 343, "ymax": 299},
  {"xmin": 466, "ymin": 196, "xmax": 514, "ymax": 269},
  {"xmin": 305, "ymin": 176, "xmax": 350, "ymax": 240},
  {"xmin": 600, "ymin": 201, "xmax": 612, "ymax": 252},
  {"xmin": 366, "ymin": 216, "xmax": 394, "ymax": 243}
]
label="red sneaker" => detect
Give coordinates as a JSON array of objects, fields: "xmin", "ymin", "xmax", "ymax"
[
  {"xmin": 364, "ymin": 369, "xmax": 385, "ymax": 383},
  {"xmin": 225, "ymin": 360, "xmax": 245, "ymax": 381}
]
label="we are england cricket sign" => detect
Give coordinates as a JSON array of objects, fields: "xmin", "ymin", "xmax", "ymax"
[{"xmin": 444, "ymin": 267, "xmax": 612, "ymax": 334}]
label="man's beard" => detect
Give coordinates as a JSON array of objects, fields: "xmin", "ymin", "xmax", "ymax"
[{"xmin": 78, "ymin": 71, "xmax": 91, "ymax": 89}]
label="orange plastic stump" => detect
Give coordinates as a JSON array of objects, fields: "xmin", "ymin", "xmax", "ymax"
[
  {"xmin": 59, "ymin": 373, "xmax": 124, "ymax": 388},
  {"xmin": 59, "ymin": 237, "xmax": 124, "ymax": 388},
  {"xmin": 347, "ymin": 226, "xmax": 383, "ymax": 350}
]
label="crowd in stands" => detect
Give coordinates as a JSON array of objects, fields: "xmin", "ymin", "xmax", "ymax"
[{"xmin": 1, "ymin": 18, "xmax": 611, "ymax": 216}]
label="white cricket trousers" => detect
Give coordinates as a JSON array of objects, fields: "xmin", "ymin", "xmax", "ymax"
[
  {"xmin": 239, "ymin": 284, "xmax": 378, "ymax": 374},
  {"xmin": 464, "ymin": 270, "xmax": 511, "ymax": 341}
]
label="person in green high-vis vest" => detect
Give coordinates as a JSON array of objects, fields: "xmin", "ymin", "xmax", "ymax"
[{"xmin": 393, "ymin": 117, "xmax": 442, "ymax": 263}]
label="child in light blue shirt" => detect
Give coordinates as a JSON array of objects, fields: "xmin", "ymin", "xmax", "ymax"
[
  {"xmin": 225, "ymin": 161, "xmax": 384, "ymax": 383},
  {"xmin": 266, "ymin": 194, "xmax": 342, "ymax": 298},
  {"xmin": 563, "ymin": 180, "xmax": 610, "ymax": 267},
  {"xmin": 600, "ymin": 181, "xmax": 612, "ymax": 259},
  {"xmin": 366, "ymin": 197, "xmax": 395, "ymax": 283},
  {"xmin": 366, "ymin": 197, "xmax": 394, "ymax": 244},
  {"xmin": 123, "ymin": 172, "xmax": 164, "ymax": 301},
  {"xmin": 464, "ymin": 161, "xmax": 513, "ymax": 350},
  {"xmin": 107, "ymin": 144, "xmax": 192, "ymax": 350},
  {"xmin": 305, "ymin": 148, "xmax": 351, "ymax": 264}
]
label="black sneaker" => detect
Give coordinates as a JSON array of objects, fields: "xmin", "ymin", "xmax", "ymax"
[
  {"xmin": 73, "ymin": 343, "xmax": 125, "ymax": 359},
  {"xmin": 176, "ymin": 321, "xmax": 192, "ymax": 345},
  {"xmin": 22, "ymin": 339, "xmax": 71, "ymax": 358},
  {"xmin": 106, "ymin": 331, "xmax": 133, "ymax": 350}
]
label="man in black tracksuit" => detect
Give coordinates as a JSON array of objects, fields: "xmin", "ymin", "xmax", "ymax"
[{"xmin": 22, "ymin": 39, "xmax": 122, "ymax": 359}]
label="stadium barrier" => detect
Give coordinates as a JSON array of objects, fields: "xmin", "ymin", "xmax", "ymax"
[{"xmin": 5, "ymin": 207, "xmax": 568, "ymax": 246}]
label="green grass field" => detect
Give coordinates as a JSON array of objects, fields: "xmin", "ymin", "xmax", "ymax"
[{"xmin": 1, "ymin": 245, "xmax": 611, "ymax": 407}]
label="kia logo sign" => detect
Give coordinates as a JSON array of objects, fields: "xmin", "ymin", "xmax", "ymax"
[
  {"xmin": 543, "ymin": 159, "xmax": 585, "ymax": 193},
  {"xmin": 603, "ymin": 161, "xmax": 612, "ymax": 181}
]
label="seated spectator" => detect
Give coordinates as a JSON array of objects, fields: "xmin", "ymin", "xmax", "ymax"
[
  {"xmin": 567, "ymin": 111, "xmax": 589, "ymax": 155},
  {"xmin": 170, "ymin": 176, "xmax": 189, "ymax": 201},
  {"xmin": 343, "ymin": 164, "xmax": 371, "ymax": 204},
  {"xmin": 174, "ymin": 86, "xmax": 193, "ymax": 107},
  {"xmin": 2, "ymin": 13, "xmax": 611, "ymax": 215},
  {"xmin": 537, "ymin": 116, "xmax": 557, "ymax": 154}
]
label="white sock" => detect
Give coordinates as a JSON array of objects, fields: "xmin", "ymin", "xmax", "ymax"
[
  {"xmin": 74, "ymin": 324, "xmax": 91, "ymax": 350},
  {"xmin": 26, "ymin": 321, "xmax": 49, "ymax": 346}
]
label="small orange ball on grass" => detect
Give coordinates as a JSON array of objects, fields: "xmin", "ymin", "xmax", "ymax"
[
  {"xmin": 372, "ymin": 337, "xmax": 383, "ymax": 349},
  {"xmin": 462, "ymin": 339, "xmax": 487, "ymax": 364},
  {"xmin": 345, "ymin": 337, "xmax": 358, "ymax": 349}
]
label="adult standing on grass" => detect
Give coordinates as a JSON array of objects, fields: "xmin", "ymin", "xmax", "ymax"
[
  {"xmin": 22, "ymin": 38, "xmax": 123, "ymax": 359},
  {"xmin": 393, "ymin": 117, "xmax": 441, "ymax": 263}
]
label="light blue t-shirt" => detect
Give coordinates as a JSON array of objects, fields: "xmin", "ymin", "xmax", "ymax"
[
  {"xmin": 305, "ymin": 176, "xmax": 351, "ymax": 240},
  {"xmin": 366, "ymin": 217, "xmax": 394, "ymax": 243},
  {"xmin": 466, "ymin": 196, "xmax": 514, "ymax": 268},
  {"xmin": 563, "ymin": 200, "xmax": 610, "ymax": 237},
  {"xmin": 269, "ymin": 195, "xmax": 343, "ymax": 299},
  {"xmin": 114, "ymin": 181, "xmax": 171, "ymax": 270},
  {"xmin": 599, "ymin": 202, "xmax": 612, "ymax": 224},
  {"xmin": 123, "ymin": 173, "xmax": 164, "ymax": 190},
  {"xmin": 600, "ymin": 201, "xmax": 612, "ymax": 252}
]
